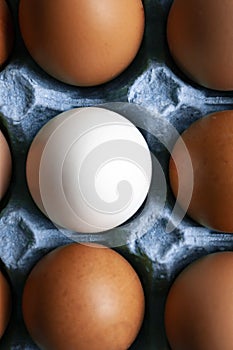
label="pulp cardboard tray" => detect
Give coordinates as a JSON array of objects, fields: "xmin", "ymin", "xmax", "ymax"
[{"xmin": 1, "ymin": 0, "xmax": 233, "ymax": 349}]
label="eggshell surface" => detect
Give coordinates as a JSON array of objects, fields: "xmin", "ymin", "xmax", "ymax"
[
  {"xmin": 169, "ymin": 110, "xmax": 233, "ymax": 232},
  {"xmin": 0, "ymin": 270, "xmax": 11, "ymax": 339},
  {"xmin": 26, "ymin": 107, "xmax": 152, "ymax": 234},
  {"xmin": 22, "ymin": 243, "xmax": 145, "ymax": 350},
  {"xmin": 167, "ymin": 0, "xmax": 233, "ymax": 90},
  {"xmin": 0, "ymin": 131, "xmax": 11, "ymax": 200},
  {"xmin": 19, "ymin": 0, "xmax": 145, "ymax": 86},
  {"xmin": 165, "ymin": 252, "xmax": 233, "ymax": 350},
  {"xmin": 0, "ymin": 0, "xmax": 14, "ymax": 67}
]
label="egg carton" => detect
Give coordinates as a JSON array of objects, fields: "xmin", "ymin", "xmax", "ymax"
[{"xmin": 1, "ymin": 0, "xmax": 233, "ymax": 349}]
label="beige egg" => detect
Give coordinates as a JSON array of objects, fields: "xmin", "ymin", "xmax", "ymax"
[
  {"xmin": 22, "ymin": 244, "xmax": 145, "ymax": 350},
  {"xmin": 170, "ymin": 110, "xmax": 233, "ymax": 232},
  {"xmin": 19, "ymin": 0, "xmax": 145, "ymax": 86},
  {"xmin": 165, "ymin": 252, "xmax": 233, "ymax": 350},
  {"xmin": 0, "ymin": 131, "xmax": 11, "ymax": 200},
  {"xmin": 167, "ymin": 0, "xmax": 233, "ymax": 90}
]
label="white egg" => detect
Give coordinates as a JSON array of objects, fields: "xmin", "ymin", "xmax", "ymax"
[{"xmin": 26, "ymin": 107, "xmax": 152, "ymax": 233}]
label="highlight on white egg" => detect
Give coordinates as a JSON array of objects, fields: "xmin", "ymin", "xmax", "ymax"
[{"xmin": 26, "ymin": 107, "xmax": 152, "ymax": 235}]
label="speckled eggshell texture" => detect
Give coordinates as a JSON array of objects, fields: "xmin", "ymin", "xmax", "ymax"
[
  {"xmin": 22, "ymin": 243, "xmax": 145, "ymax": 350},
  {"xmin": 170, "ymin": 110, "xmax": 233, "ymax": 232},
  {"xmin": 167, "ymin": 0, "xmax": 233, "ymax": 90},
  {"xmin": 19, "ymin": 0, "xmax": 145, "ymax": 86},
  {"xmin": 165, "ymin": 252, "xmax": 233, "ymax": 350}
]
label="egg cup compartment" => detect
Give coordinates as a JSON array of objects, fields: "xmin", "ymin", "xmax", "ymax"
[{"xmin": 0, "ymin": 0, "xmax": 233, "ymax": 349}]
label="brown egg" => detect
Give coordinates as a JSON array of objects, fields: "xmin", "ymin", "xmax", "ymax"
[
  {"xmin": 0, "ymin": 0, "xmax": 14, "ymax": 67},
  {"xmin": 0, "ymin": 131, "xmax": 11, "ymax": 200},
  {"xmin": 0, "ymin": 270, "xmax": 11, "ymax": 339},
  {"xmin": 19, "ymin": 0, "xmax": 145, "ymax": 86},
  {"xmin": 167, "ymin": 0, "xmax": 233, "ymax": 90},
  {"xmin": 169, "ymin": 110, "xmax": 233, "ymax": 232},
  {"xmin": 22, "ymin": 244, "xmax": 145, "ymax": 350},
  {"xmin": 165, "ymin": 252, "xmax": 233, "ymax": 350}
]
